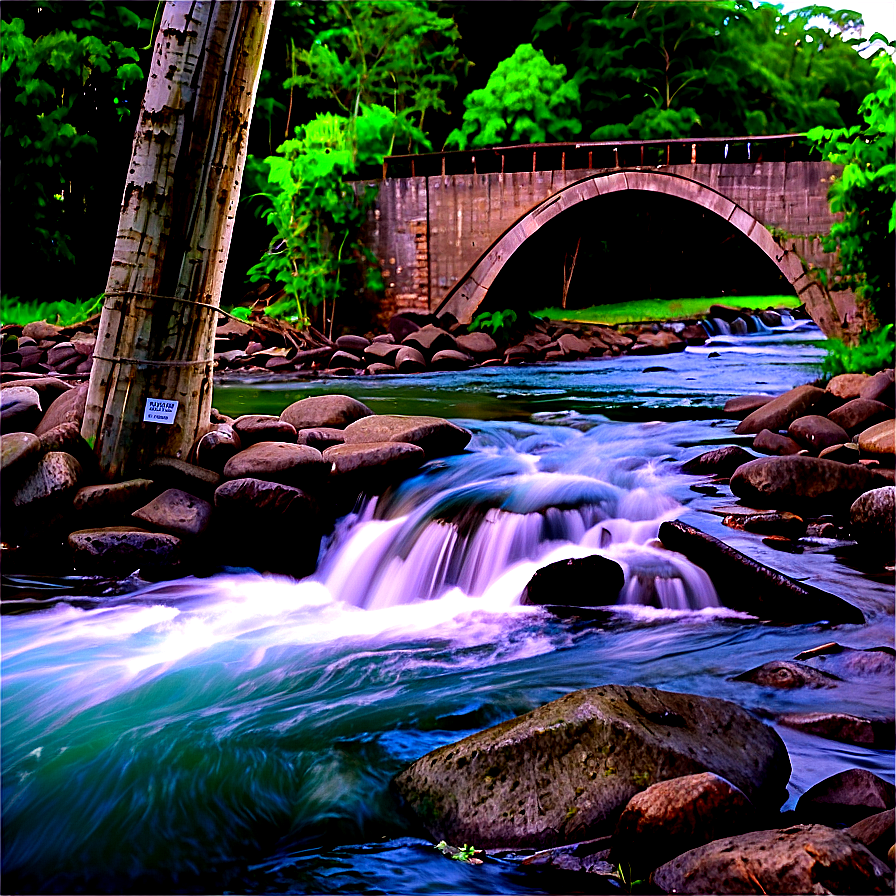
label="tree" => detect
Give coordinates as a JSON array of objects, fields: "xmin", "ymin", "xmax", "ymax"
[
  {"xmin": 445, "ymin": 43, "xmax": 581, "ymax": 148},
  {"xmin": 81, "ymin": 1, "xmax": 274, "ymax": 481}
]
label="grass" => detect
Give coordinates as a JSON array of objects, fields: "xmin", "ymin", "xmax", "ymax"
[
  {"xmin": 535, "ymin": 295, "xmax": 801, "ymax": 326},
  {"xmin": 1, "ymin": 294, "xmax": 105, "ymax": 328}
]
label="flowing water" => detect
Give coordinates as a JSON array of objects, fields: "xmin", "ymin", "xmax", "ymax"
[{"xmin": 2, "ymin": 321, "xmax": 893, "ymax": 894}]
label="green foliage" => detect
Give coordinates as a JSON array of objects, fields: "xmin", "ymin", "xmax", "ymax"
[
  {"xmin": 434, "ymin": 841, "xmax": 483, "ymax": 864},
  {"xmin": 445, "ymin": 44, "xmax": 581, "ymax": 148},
  {"xmin": 808, "ymin": 54, "xmax": 896, "ymax": 326},
  {"xmin": 614, "ymin": 862, "xmax": 646, "ymax": 893},
  {"xmin": 470, "ymin": 309, "xmax": 517, "ymax": 338},
  {"xmin": 822, "ymin": 324, "xmax": 894, "ymax": 377},
  {"xmin": 0, "ymin": 293, "xmax": 104, "ymax": 327}
]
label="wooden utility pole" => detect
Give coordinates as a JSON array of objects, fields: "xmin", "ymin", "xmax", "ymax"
[{"xmin": 82, "ymin": 1, "xmax": 273, "ymax": 480}]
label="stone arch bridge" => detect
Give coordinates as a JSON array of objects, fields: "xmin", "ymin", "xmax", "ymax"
[{"xmin": 359, "ymin": 135, "xmax": 857, "ymax": 338}]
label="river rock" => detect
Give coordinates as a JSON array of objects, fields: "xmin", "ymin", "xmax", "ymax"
[
  {"xmin": 657, "ymin": 520, "xmax": 864, "ymax": 623},
  {"xmin": 777, "ymin": 711, "xmax": 894, "ymax": 749},
  {"xmin": 73, "ymin": 479, "xmax": 157, "ymax": 519},
  {"xmin": 11, "ymin": 451, "xmax": 82, "ymax": 512},
  {"xmin": 395, "ymin": 345, "xmax": 427, "ymax": 372},
  {"xmin": 796, "ymin": 769, "xmax": 896, "ymax": 826},
  {"xmin": 131, "ymin": 488, "xmax": 213, "ymax": 538},
  {"xmin": 214, "ymin": 476, "xmax": 316, "ymax": 516},
  {"xmin": 680, "ymin": 445, "xmax": 754, "ymax": 476},
  {"xmin": 828, "ymin": 398, "xmax": 892, "ymax": 434},
  {"xmin": 456, "ymin": 332, "xmax": 498, "ymax": 358},
  {"xmin": 222, "ymin": 441, "xmax": 330, "ymax": 490},
  {"xmin": 335, "ymin": 334, "xmax": 370, "ymax": 354},
  {"xmin": 430, "ymin": 349, "xmax": 472, "ymax": 370},
  {"xmin": 0, "ymin": 385, "xmax": 42, "ymax": 432},
  {"xmin": 327, "ymin": 350, "xmax": 364, "ymax": 369},
  {"xmin": 758, "ymin": 309, "xmax": 783, "ymax": 327},
  {"xmin": 37, "ymin": 421, "xmax": 97, "ymax": 473},
  {"xmin": 144, "ymin": 457, "xmax": 222, "ymax": 500},
  {"xmin": 860, "ymin": 369, "xmax": 895, "ymax": 406},
  {"xmin": 520, "ymin": 555, "xmax": 625, "ymax": 608},
  {"xmin": 343, "ymin": 415, "xmax": 471, "ymax": 459},
  {"xmin": 729, "ymin": 455, "xmax": 885, "ymax": 513},
  {"xmin": 402, "ymin": 324, "xmax": 456, "ymax": 357},
  {"xmin": 787, "ymin": 414, "xmax": 849, "ymax": 453},
  {"xmin": 0, "ymin": 431, "xmax": 41, "ymax": 486},
  {"xmin": 731, "ymin": 660, "xmax": 841, "ymax": 689},
  {"xmin": 722, "ymin": 510, "xmax": 806, "ymax": 537},
  {"xmin": 192, "ymin": 425, "xmax": 242, "ymax": 472},
  {"xmin": 393, "ymin": 684, "xmax": 790, "ymax": 850},
  {"xmin": 610, "ymin": 772, "xmax": 755, "ymax": 878},
  {"xmin": 32, "ymin": 382, "xmax": 89, "ymax": 437},
  {"xmin": 857, "ymin": 419, "xmax": 895, "ymax": 464},
  {"xmin": 752, "ymin": 428, "xmax": 803, "ymax": 456},
  {"xmin": 363, "ymin": 341, "xmax": 401, "ymax": 365},
  {"xmin": 21, "ymin": 321, "xmax": 62, "ymax": 341},
  {"xmin": 504, "ymin": 343, "xmax": 536, "ymax": 364},
  {"xmin": 366, "ymin": 362, "xmax": 397, "ymax": 375},
  {"xmin": 651, "ymin": 824, "xmax": 893, "ymax": 895},
  {"xmin": 557, "ymin": 333, "xmax": 592, "ymax": 357},
  {"xmin": 723, "ymin": 395, "xmax": 772, "ymax": 417},
  {"xmin": 795, "ymin": 643, "xmax": 896, "ymax": 680},
  {"xmin": 818, "ymin": 442, "xmax": 860, "ymax": 463},
  {"xmin": 847, "ymin": 810, "xmax": 895, "ymax": 864},
  {"xmin": 5, "ymin": 376, "xmax": 71, "ymax": 405},
  {"xmin": 631, "ymin": 330, "xmax": 685, "ymax": 353},
  {"xmin": 280, "ymin": 394, "xmax": 373, "ymax": 431},
  {"xmin": 323, "ymin": 441, "xmax": 425, "ymax": 496},
  {"xmin": 232, "ymin": 414, "xmax": 297, "ymax": 447},
  {"xmin": 849, "ymin": 486, "xmax": 895, "ymax": 559},
  {"xmin": 827, "ymin": 372, "xmax": 871, "ymax": 400},
  {"xmin": 67, "ymin": 526, "xmax": 182, "ymax": 576},
  {"xmin": 734, "ymin": 384, "xmax": 828, "ymax": 435},
  {"xmin": 293, "ymin": 427, "xmax": 345, "ymax": 450}
]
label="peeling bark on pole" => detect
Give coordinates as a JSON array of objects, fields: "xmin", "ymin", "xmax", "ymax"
[{"xmin": 82, "ymin": 1, "xmax": 273, "ymax": 480}]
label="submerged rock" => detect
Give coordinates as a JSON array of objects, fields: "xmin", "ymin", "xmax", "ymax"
[
  {"xmin": 731, "ymin": 660, "xmax": 841, "ymax": 689},
  {"xmin": 777, "ymin": 711, "xmax": 894, "ymax": 749},
  {"xmin": 393, "ymin": 684, "xmax": 790, "ymax": 850},
  {"xmin": 521, "ymin": 555, "xmax": 625, "ymax": 608}
]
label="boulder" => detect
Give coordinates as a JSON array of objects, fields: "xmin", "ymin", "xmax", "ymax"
[
  {"xmin": 827, "ymin": 372, "xmax": 870, "ymax": 400},
  {"xmin": 857, "ymin": 419, "xmax": 895, "ymax": 465},
  {"xmin": 758, "ymin": 309, "xmax": 783, "ymax": 327},
  {"xmin": 68, "ymin": 526, "xmax": 182, "ymax": 576},
  {"xmin": 73, "ymin": 479, "xmax": 157, "ymax": 518},
  {"xmin": 363, "ymin": 341, "xmax": 401, "ymax": 365},
  {"xmin": 731, "ymin": 660, "xmax": 841, "ymax": 689},
  {"xmin": 11, "ymin": 451, "xmax": 82, "ymax": 511},
  {"xmin": 323, "ymin": 441, "xmax": 425, "ymax": 495},
  {"xmin": 777, "ymin": 711, "xmax": 894, "ymax": 749},
  {"xmin": 430, "ymin": 349, "xmax": 472, "ymax": 370},
  {"xmin": 734, "ymin": 384, "xmax": 827, "ymax": 435},
  {"xmin": 21, "ymin": 321, "xmax": 62, "ymax": 341},
  {"xmin": 144, "ymin": 457, "xmax": 222, "ymax": 500},
  {"xmin": 33, "ymin": 382, "xmax": 88, "ymax": 437},
  {"xmin": 657, "ymin": 520, "xmax": 864, "ymax": 623},
  {"xmin": 723, "ymin": 395, "xmax": 772, "ymax": 418},
  {"xmin": 787, "ymin": 414, "xmax": 849, "ymax": 453},
  {"xmin": 3, "ymin": 376, "xmax": 71, "ymax": 405},
  {"xmin": 850, "ymin": 486, "xmax": 895, "ymax": 559},
  {"xmin": 631, "ymin": 331, "xmax": 685, "ymax": 354},
  {"xmin": 557, "ymin": 333, "xmax": 593, "ymax": 357},
  {"xmin": 456, "ymin": 332, "xmax": 498, "ymax": 358},
  {"xmin": 0, "ymin": 385, "xmax": 42, "ymax": 433},
  {"xmin": 847, "ymin": 810, "xmax": 895, "ymax": 864},
  {"xmin": 395, "ymin": 345, "xmax": 427, "ymax": 372},
  {"xmin": 520, "ymin": 555, "xmax": 625, "ymax": 608},
  {"xmin": 752, "ymin": 429, "xmax": 803, "ymax": 456},
  {"xmin": 680, "ymin": 324, "xmax": 708, "ymax": 345},
  {"xmin": 388, "ymin": 312, "xmax": 426, "ymax": 342},
  {"xmin": 0, "ymin": 431, "xmax": 41, "ymax": 486},
  {"xmin": 131, "ymin": 488, "xmax": 213, "ymax": 538},
  {"xmin": 680, "ymin": 445, "xmax": 754, "ymax": 476},
  {"xmin": 214, "ymin": 477, "xmax": 318, "ymax": 519},
  {"xmin": 394, "ymin": 684, "xmax": 790, "ymax": 850},
  {"xmin": 37, "ymin": 421, "xmax": 97, "ymax": 472},
  {"xmin": 232, "ymin": 414, "xmax": 297, "ymax": 447},
  {"xmin": 402, "ymin": 324, "xmax": 457, "ymax": 357},
  {"xmin": 192, "ymin": 425, "xmax": 242, "ymax": 472},
  {"xmin": 343, "ymin": 415, "xmax": 471, "ymax": 459},
  {"xmin": 652, "ymin": 824, "xmax": 893, "ymax": 895},
  {"xmin": 729, "ymin": 455, "xmax": 886, "ymax": 513},
  {"xmin": 280, "ymin": 394, "xmax": 373, "ymax": 430},
  {"xmin": 327, "ymin": 350, "xmax": 364, "ymax": 369},
  {"xmin": 859, "ymin": 370, "xmax": 895, "ymax": 406},
  {"xmin": 504, "ymin": 343, "xmax": 536, "ymax": 364},
  {"xmin": 828, "ymin": 398, "xmax": 892, "ymax": 434},
  {"xmin": 796, "ymin": 769, "xmax": 895, "ymax": 826},
  {"xmin": 222, "ymin": 441, "xmax": 330, "ymax": 490},
  {"xmin": 610, "ymin": 773, "xmax": 754, "ymax": 878},
  {"xmin": 335, "ymin": 334, "xmax": 370, "ymax": 354}
]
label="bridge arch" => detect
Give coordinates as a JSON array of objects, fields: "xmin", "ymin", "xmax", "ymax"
[{"xmin": 435, "ymin": 169, "xmax": 841, "ymax": 334}]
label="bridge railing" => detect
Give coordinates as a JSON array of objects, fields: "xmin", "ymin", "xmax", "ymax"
[{"xmin": 368, "ymin": 133, "xmax": 819, "ymax": 180}]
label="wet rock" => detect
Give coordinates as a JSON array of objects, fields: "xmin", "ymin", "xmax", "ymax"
[
  {"xmin": 680, "ymin": 324, "xmax": 708, "ymax": 345},
  {"xmin": 734, "ymin": 384, "xmax": 828, "ymax": 435},
  {"xmin": 752, "ymin": 429, "xmax": 803, "ymax": 456},
  {"xmin": 214, "ymin": 477, "xmax": 317, "ymax": 518},
  {"xmin": 402, "ymin": 324, "xmax": 456, "ymax": 357},
  {"xmin": 680, "ymin": 445, "xmax": 754, "ymax": 476},
  {"xmin": 388, "ymin": 312, "xmax": 424, "ymax": 342},
  {"xmin": 363, "ymin": 341, "xmax": 401, "ymax": 365},
  {"xmin": 456, "ymin": 332, "xmax": 498, "ymax": 358},
  {"xmin": 222, "ymin": 441, "xmax": 330, "ymax": 490},
  {"xmin": 610, "ymin": 772, "xmax": 755, "ymax": 878},
  {"xmin": 818, "ymin": 442, "xmax": 860, "ymax": 463},
  {"xmin": 827, "ymin": 372, "xmax": 871, "ymax": 400},
  {"xmin": 722, "ymin": 510, "xmax": 806, "ymax": 537},
  {"xmin": 11, "ymin": 451, "xmax": 82, "ymax": 513},
  {"xmin": 504, "ymin": 343, "xmax": 536, "ymax": 364},
  {"xmin": 0, "ymin": 432, "xmax": 41, "ymax": 487},
  {"xmin": 521, "ymin": 555, "xmax": 625, "ymax": 608},
  {"xmin": 630, "ymin": 331, "xmax": 685, "ymax": 353},
  {"xmin": 796, "ymin": 769, "xmax": 896, "ymax": 826},
  {"xmin": 280, "ymin": 394, "xmax": 373, "ymax": 431},
  {"xmin": 828, "ymin": 398, "xmax": 892, "ymax": 434},
  {"xmin": 658, "ymin": 520, "xmax": 864, "ymax": 623},
  {"xmin": 192, "ymin": 424, "xmax": 242, "ymax": 473},
  {"xmin": 518, "ymin": 838, "xmax": 615, "ymax": 875},
  {"xmin": 394, "ymin": 684, "xmax": 790, "ymax": 850},
  {"xmin": 0, "ymin": 385, "xmax": 42, "ymax": 432},
  {"xmin": 68, "ymin": 526, "xmax": 181, "ymax": 576},
  {"xmin": 73, "ymin": 479, "xmax": 157, "ymax": 519},
  {"xmin": 295, "ymin": 427, "xmax": 346, "ymax": 450},
  {"xmin": 327, "ymin": 350, "xmax": 364, "ymax": 369},
  {"xmin": 132, "ymin": 487, "xmax": 213, "ymax": 538},
  {"xmin": 857, "ymin": 419, "xmax": 895, "ymax": 465},
  {"xmin": 795, "ymin": 643, "xmax": 896, "ymax": 679},
  {"xmin": 758, "ymin": 309, "xmax": 783, "ymax": 327},
  {"xmin": 366, "ymin": 362, "xmax": 397, "ymax": 375},
  {"xmin": 323, "ymin": 441, "xmax": 425, "ymax": 495},
  {"xmin": 729, "ymin": 455, "xmax": 886, "ymax": 513},
  {"xmin": 5, "ymin": 376, "xmax": 71, "ymax": 405},
  {"xmin": 731, "ymin": 660, "xmax": 841, "ymax": 688},
  {"xmin": 849, "ymin": 486, "xmax": 895, "ymax": 559},
  {"xmin": 33, "ymin": 382, "xmax": 88, "ymax": 437},
  {"xmin": 847, "ymin": 810, "xmax": 895, "ymax": 864},
  {"xmin": 35, "ymin": 422, "xmax": 97, "ymax": 476},
  {"xmin": 232, "ymin": 414, "xmax": 297, "ymax": 447},
  {"xmin": 651, "ymin": 824, "xmax": 893, "ymax": 895},
  {"xmin": 787, "ymin": 414, "xmax": 849, "ymax": 453},
  {"xmin": 395, "ymin": 345, "xmax": 427, "ymax": 372},
  {"xmin": 723, "ymin": 395, "xmax": 772, "ymax": 417},
  {"xmin": 430, "ymin": 349, "xmax": 472, "ymax": 370},
  {"xmin": 343, "ymin": 415, "xmax": 471, "ymax": 459},
  {"xmin": 335, "ymin": 334, "xmax": 370, "ymax": 354},
  {"xmin": 778, "ymin": 712, "xmax": 894, "ymax": 749},
  {"xmin": 144, "ymin": 457, "xmax": 222, "ymax": 501},
  {"xmin": 860, "ymin": 370, "xmax": 895, "ymax": 406}
]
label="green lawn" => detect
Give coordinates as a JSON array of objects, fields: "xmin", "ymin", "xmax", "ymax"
[{"xmin": 536, "ymin": 295, "xmax": 801, "ymax": 326}]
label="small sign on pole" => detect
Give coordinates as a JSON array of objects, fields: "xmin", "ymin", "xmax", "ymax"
[{"xmin": 143, "ymin": 398, "xmax": 179, "ymax": 425}]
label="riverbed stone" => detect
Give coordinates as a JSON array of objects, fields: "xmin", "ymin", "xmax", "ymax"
[
  {"xmin": 734, "ymin": 384, "xmax": 828, "ymax": 435},
  {"xmin": 0, "ymin": 431, "xmax": 41, "ymax": 485},
  {"xmin": 343, "ymin": 415, "xmax": 471, "ymax": 459},
  {"xmin": 365, "ymin": 362, "xmax": 397, "ymax": 375},
  {"xmin": 796, "ymin": 769, "xmax": 896, "ymax": 826},
  {"xmin": 731, "ymin": 660, "xmax": 841, "ymax": 689},
  {"xmin": 778, "ymin": 711, "xmax": 894, "ymax": 749},
  {"xmin": 280, "ymin": 394, "xmax": 373, "ymax": 430},
  {"xmin": 213, "ymin": 476, "xmax": 317, "ymax": 518},
  {"xmin": 3, "ymin": 376, "xmax": 71, "ymax": 405},
  {"xmin": 828, "ymin": 398, "xmax": 892, "ymax": 434},
  {"xmin": 430, "ymin": 349, "xmax": 473, "ymax": 370},
  {"xmin": 294, "ymin": 427, "xmax": 346, "ymax": 450},
  {"xmin": 222, "ymin": 441, "xmax": 330, "ymax": 490},
  {"xmin": 610, "ymin": 772, "xmax": 755, "ymax": 878},
  {"xmin": 32, "ymin": 381, "xmax": 88, "ymax": 437},
  {"xmin": 68, "ymin": 526, "xmax": 182, "ymax": 576},
  {"xmin": 131, "ymin": 487, "xmax": 213, "ymax": 538},
  {"xmin": 847, "ymin": 810, "xmax": 895, "ymax": 864},
  {"xmin": 323, "ymin": 441, "xmax": 425, "ymax": 494},
  {"xmin": 11, "ymin": 451, "xmax": 82, "ymax": 510},
  {"xmin": 393, "ymin": 684, "xmax": 790, "ymax": 850},
  {"xmin": 395, "ymin": 345, "xmax": 427, "ymax": 372},
  {"xmin": 849, "ymin": 486, "xmax": 895, "ymax": 559},
  {"xmin": 73, "ymin": 479, "xmax": 157, "ymax": 518},
  {"xmin": 232, "ymin": 414, "xmax": 297, "ymax": 447},
  {"xmin": 723, "ymin": 395, "xmax": 772, "ymax": 417},
  {"xmin": 859, "ymin": 370, "xmax": 895, "ymax": 406},
  {"xmin": 456, "ymin": 332, "xmax": 498, "ymax": 358},
  {"xmin": 144, "ymin": 457, "xmax": 222, "ymax": 500},
  {"xmin": 363, "ymin": 341, "xmax": 401, "ymax": 365},
  {"xmin": 0, "ymin": 385, "xmax": 42, "ymax": 432},
  {"xmin": 651, "ymin": 824, "xmax": 893, "ymax": 895},
  {"xmin": 788, "ymin": 414, "xmax": 849, "ymax": 453},
  {"xmin": 335, "ymin": 334, "xmax": 370, "ymax": 354},
  {"xmin": 752, "ymin": 428, "xmax": 803, "ymax": 456},
  {"xmin": 818, "ymin": 442, "xmax": 860, "ymax": 463},
  {"xmin": 857, "ymin": 419, "xmax": 895, "ymax": 464},
  {"xmin": 192, "ymin": 424, "xmax": 242, "ymax": 472},
  {"xmin": 37, "ymin": 422, "xmax": 97, "ymax": 473},
  {"xmin": 795, "ymin": 643, "xmax": 896, "ymax": 680},
  {"xmin": 729, "ymin": 455, "xmax": 886, "ymax": 512},
  {"xmin": 520, "ymin": 555, "xmax": 625, "ymax": 608},
  {"xmin": 631, "ymin": 330, "xmax": 685, "ymax": 353},
  {"xmin": 402, "ymin": 324, "xmax": 456, "ymax": 357},
  {"xmin": 827, "ymin": 372, "xmax": 871, "ymax": 400},
  {"xmin": 681, "ymin": 445, "xmax": 754, "ymax": 476}
]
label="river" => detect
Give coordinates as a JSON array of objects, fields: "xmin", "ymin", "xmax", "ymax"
[{"xmin": 1, "ymin": 320, "xmax": 893, "ymax": 894}]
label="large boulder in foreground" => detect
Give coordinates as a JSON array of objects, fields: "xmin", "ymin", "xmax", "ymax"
[
  {"xmin": 394, "ymin": 685, "xmax": 790, "ymax": 850},
  {"xmin": 652, "ymin": 824, "xmax": 893, "ymax": 895},
  {"xmin": 729, "ymin": 455, "xmax": 884, "ymax": 513},
  {"xmin": 343, "ymin": 414, "xmax": 471, "ymax": 459}
]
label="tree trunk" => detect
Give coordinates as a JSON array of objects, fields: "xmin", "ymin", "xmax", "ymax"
[{"xmin": 81, "ymin": 1, "xmax": 273, "ymax": 481}]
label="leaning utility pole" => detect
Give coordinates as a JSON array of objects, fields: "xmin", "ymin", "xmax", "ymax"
[{"xmin": 82, "ymin": 1, "xmax": 273, "ymax": 480}]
